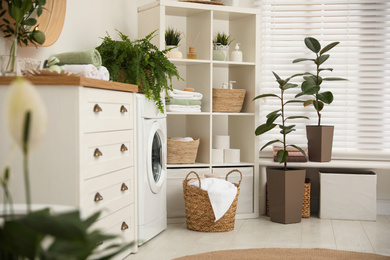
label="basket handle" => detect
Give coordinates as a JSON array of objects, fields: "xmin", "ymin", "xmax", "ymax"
[
  {"xmin": 184, "ymin": 171, "xmax": 202, "ymax": 192},
  {"xmin": 226, "ymin": 169, "xmax": 243, "ymax": 186}
]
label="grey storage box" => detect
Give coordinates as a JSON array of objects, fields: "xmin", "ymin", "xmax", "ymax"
[{"xmin": 319, "ymin": 170, "xmax": 377, "ymax": 221}]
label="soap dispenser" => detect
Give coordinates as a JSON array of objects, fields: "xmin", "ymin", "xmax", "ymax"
[
  {"xmin": 228, "ymin": 81, "xmax": 236, "ymax": 89},
  {"xmin": 231, "ymin": 43, "xmax": 243, "ymax": 62}
]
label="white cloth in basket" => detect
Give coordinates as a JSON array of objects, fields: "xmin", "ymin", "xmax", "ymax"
[{"xmin": 189, "ymin": 178, "xmax": 237, "ymax": 222}]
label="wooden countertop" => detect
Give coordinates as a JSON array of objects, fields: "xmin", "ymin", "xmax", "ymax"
[{"xmin": 0, "ymin": 76, "xmax": 138, "ymax": 93}]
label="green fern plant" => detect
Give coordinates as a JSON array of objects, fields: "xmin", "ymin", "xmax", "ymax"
[
  {"xmin": 213, "ymin": 32, "xmax": 233, "ymax": 46},
  {"xmin": 96, "ymin": 29, "xmax": 182, "ymax": 113}
]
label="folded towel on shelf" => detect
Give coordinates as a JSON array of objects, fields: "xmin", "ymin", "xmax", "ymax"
[
  {"xmin": 190, "ymin": 178, "xmax": 237, "ymax": 222},
  {"xmin": 97, "ymin": 66, "xmax": 110, "ymax": 81},
  {"xmin": 62, "ymin": 64, "xmax": 99, "ymax": 79},
  {"xmin": 168, "ymin": 89, "xmax": 203, "ymax": 100},
  {"xmin": 166, "ymin": 104, "xmax": 201, "ymax": 113},
  {"xmin": 169, "ymin": 137, "xmax": 194, "ymax": 142},
  {"xmin": 165, "ymin": 98, "xmax": 202, "ymax": 106},
  {"xmin": 49, "ymin": 48, "xmax": 102, "ymax": 68}
]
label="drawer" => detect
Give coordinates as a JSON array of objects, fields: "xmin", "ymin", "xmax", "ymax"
[
  {"xmin": 83, "ymin": 167, "xmax": 134, "ymax": 220},
  {"xmin": 81, "ymin": 87, "xmax": 134, "ymax": 133},
  {"xmin": 82, "ymin": 130, "xmax": 134, "ymax": 179},
  {"xmin": 90, "ymin": 204, "xmax": 136, "ymax": 258}
]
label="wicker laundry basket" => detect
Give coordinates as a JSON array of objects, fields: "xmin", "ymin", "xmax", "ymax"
[
  {"xmin": 182, "ymin": 170, "xmax": 242, "ymax": 232},
  {"xmin": 266, "ymin": 178, "xmax": 311, "ymax": 218},
  {"xmin": 167, "ymin": 138, "xmax": 200, "ymax": 164},
  {"xmin": 212, "ymin": 88, "xmax": 246, "ymax": 113}
]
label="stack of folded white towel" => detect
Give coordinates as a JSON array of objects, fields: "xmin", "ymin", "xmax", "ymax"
[
  {"xmin": 62, "ymin": 64, "xmax": 110, "ymax": 81},
  {"xmin": 166, "ymin": 89, "xmax": 203, "ymax": 112}
]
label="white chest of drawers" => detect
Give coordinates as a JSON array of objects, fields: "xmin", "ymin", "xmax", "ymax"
[{"xmin": 0, "ymin": 77, "xmax": 138, "ymax": 258}]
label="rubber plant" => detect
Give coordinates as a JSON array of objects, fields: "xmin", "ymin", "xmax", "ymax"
[
  {"xmin": 96, "ymin": 29, "xmax": 182, "ymax": 113},
  {"xmin": 293, "ymin": 37, "xmax": 347, "ymax": 126},
  {"xmin": 254, "ymin": 72, "xmax": 309, "ymax": 169},
  {"xmin": 0, "ymin": 0, "xmax": 46, "ymax": 74}
]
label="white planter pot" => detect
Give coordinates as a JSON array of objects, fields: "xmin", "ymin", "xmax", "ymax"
[
  {"xmin": 165, "ymin": 45, "xmax": 182, "ymax": 59},
  {"xmin": 214, "ymin": 44, "xmax": 229, "ymax": 61}
]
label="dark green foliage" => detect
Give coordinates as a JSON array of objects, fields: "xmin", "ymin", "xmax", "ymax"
[
  {"xmin": 213, "ymin": 32, "xmax": 233, "ymax": 46},
  {"xmin": 253, "ymin": 72, "xmax": 309, "ymax": 169},
  {"xmin": 96, "ymin": 30, "xmax": 182, "ymax": 113},
  {"xmin": 0, "ymin": 0, "xmax": 46, "ymax": 46},
  {"xmin": 293, "ymin": 37, "xmax": 347, "ymax": 125},
  {"xmin": 165, "ymin": 27, "xmax": 181, "ymax": 46}
]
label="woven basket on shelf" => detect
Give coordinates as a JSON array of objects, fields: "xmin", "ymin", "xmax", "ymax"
[
  {"xmin": 212, "ymin": 88, "xmax": 246, "ymax": 113},
  {"xmin": 266, "ymin": 178, "xmax": 311, "ymax": 218},
  {"xmin": 167, "ymin": 138, "xmax": 200, "ymax": 164},
  {"xmin": 182, "ymin": 170, "xmax": 242, "ymax": 232}
]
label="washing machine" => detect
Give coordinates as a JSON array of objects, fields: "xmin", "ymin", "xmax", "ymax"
[{"xmin": 136, "ymin": 94, "xmax": 167, "ymax": 245}]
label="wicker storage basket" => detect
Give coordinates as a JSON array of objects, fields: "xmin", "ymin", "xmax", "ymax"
[
  {"xmin": 183, "ymin": 170, "xmax": 242, "ymax": 232},
  {"xmin": 266, "ymin": 178, "xmax": 311, "ymax": 218},
  {"xmin": 167, "ymin": 138, "xmax": 200, "ymax": 164},
  {"xmin": 212, "ymin": 88, "xmax": 246, "ymax": 113}
]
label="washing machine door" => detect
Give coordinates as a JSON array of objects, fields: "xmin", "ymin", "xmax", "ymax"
[{"xmin": 147, "ymin": 121, "xmax": 166, "ymax": 194}]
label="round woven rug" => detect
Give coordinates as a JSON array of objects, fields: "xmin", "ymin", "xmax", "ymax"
[{"xmin": 173, "ymin": 248, "xmax": 390, "ymax": 260}]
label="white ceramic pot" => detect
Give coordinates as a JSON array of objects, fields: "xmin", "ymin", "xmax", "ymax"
[
  {"xmin": 165, "ymin": 45, "xmax": 182, "ymax": 59},
  {"xmin": 214, "ymin": 44, "xmax": 229, "ymax": 61}
]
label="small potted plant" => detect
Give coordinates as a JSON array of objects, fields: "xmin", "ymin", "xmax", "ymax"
[
  {"xmin": 293, "ymin": 37, "xmax": 347, "ymax": 162},
  {"xmin": 0, "ymin": 0, "xmax": 46, "ymax": 75},
  {"xmin": 96, "ymin": 29, "xmax": 182, "ymax": 113},
  {"xmin": 254, "ymin": 72, "xmax": 308, "ymax": 224},
  {"xmin": 165, "ymin": 27, "xmax": 182, "ymax": 59},
  {"xmin": 213, "ymin": 32, "xmax": 233, "ymax": 61}
]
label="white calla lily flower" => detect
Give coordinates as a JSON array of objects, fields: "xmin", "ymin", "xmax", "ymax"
[{"xmin": 5, "ymin": 77, "xmax": 48, "ymax": 152}]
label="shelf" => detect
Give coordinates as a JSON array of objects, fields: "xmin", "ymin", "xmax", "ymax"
[
  {"xmin": 168, "ymin": 163, "xmax": 210, "ymax": 169},
  {"xmin": 212, "ymin": 61, "xmax": 256, "ymax": 67},
  {"xmin": 258, "ymin": 158, "xmax": 390, "ymax": 170},
  {"xmin": 169, "ymin": 58, "xmax": 211, "ymax": 65},
  {"xmin": 212, "ymin": 112, "xmax": 255, "ymax": 116},
  {"xmin": 212, "ymin": 162, "xmax": 254, "ymax": 167},
  {"xmin": 166, "ymin": 112, "xmax": 211, "ymax": 116}
]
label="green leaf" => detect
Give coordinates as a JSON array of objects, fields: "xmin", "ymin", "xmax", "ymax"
[
  {"xmin": 284, "ymin": 100, "xmax": 308, "ymax": 105},
  {"xmin": 301, "ymin": 81, "xmax": 320, "ymax": 95},
  {"xmin": 21, "ymin": 18, "xmax": 37, "ymax": 26},
  {"xmin": 319, "ymin": 68, "xmax": 334, "ymax": 72},
  {"xmin": 285, "ymin": 116, "xmax": 309, "ymax": 120},
  {"xmin": 266, "ymin": 109, "xmax": 281, "ymax": 118},
  {"xmin": 292, "ymin": 58, "xmax": 315, "ymax": 63},
  {"xmin": 253, "ymin": 93, "xmax": 280, "ymax": 101},
  {"xmin": 305, "ymin": 37, "xmax": 321, "ymax": 53},
  {"xmin": 272, "ymin": 71, "xmax": 281, "ymax": 80},
  {"xmin": 276, "ymin": 150, "xmax": 288, "ymax": 164},
  {"xmin": 313, "ymin": 100, "xmax": 324, "ymax": 111},
  {"xmin": 303, "ymin": 75, "xmax": 322, "ymax": 85},
  {"xmin": 322, "ymin": 77, "xmax": 348, "ymax": 81},
  {"xmin": 266, "ymin": 113, "xmax": 281, "ymax": 125},
  {"xmin": 282, "ymin": 83, "xmax": 298, "ymax": 90},
  {"xmin": 255, "ymin": 123, "xmax": 277, "ymax": 136},
  {"xmin": 260, "ymin": 139, "xmax": 282, "ymax": 151},
  {"xmin": 279, "ymin": 124, "xmax": 295, "ymax": 130},
  {"xmin": 295, "ymin": 92, "xmax": 305, "ymax": 98},
  {"xmin": 317, "ymin": 91, "xmax": 334, "ymax": 104},
  {"xmin": 317, "ymin": 54, "xmax": 330, "ymax": 65},
  {"xmin": 10, "ymin": 5, "xmax": 24, "ymax": 22},
  {"xmin": 320, "ymin": 41, "xmax": 339, "ymax": 55},
  {"xmin": 288, "ymin": 145, "xmax": 307, "ymax": 158},
  {"xmin": 281, "ymin": 128, "xmax": 296, "ymax": 135}
]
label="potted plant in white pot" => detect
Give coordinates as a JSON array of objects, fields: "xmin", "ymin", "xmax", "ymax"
[
  {"xmin": 213, "ymin": 32, "xmax": 233, "ymax": 61},
  {"xmin": 165, "ymin": 27, "xmax": 182, "ymax": 59},
  {"xmin": 254, "ymin": 72, "xmax": 309, "ymax": 224},
  {"xmin": 293, "ymin": 37, "xmax": 347, "ymax": 162}
]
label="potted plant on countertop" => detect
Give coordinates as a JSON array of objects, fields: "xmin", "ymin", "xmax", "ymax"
[
  {"xmin": 293, "ymin": 37, "xmax": 347, "ymax": 162},
  {"xmin": 0, "ymin": 0, "xmax": 46, "ymax": 75},
  {"xmin": 165, "ymin": 27, "xmax": 182, "ymax": 59},
  {"xmin": 213, "ymin": 31, "xmax": 233, "ymax": 61},
  {"xmin": 96, "ymin": 29, "xmax": 182, "ymax": 113},
  {"xmin": 254, "ymin": 71, "xmax": 309, "ymax": 224}
]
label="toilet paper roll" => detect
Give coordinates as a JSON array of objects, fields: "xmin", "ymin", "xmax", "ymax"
[
  {"xmin": 224, "ymin": 149, "xmax": 240, "ymax": 163},
  {"xmin": 212, "ymin": 149, "xmax": 224, "ymax": 163},
  {"xmin": 213, "ymin": 135, "xmax": 230, "ymax": 149}
]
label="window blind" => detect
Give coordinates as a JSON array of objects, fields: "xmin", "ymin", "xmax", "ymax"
[{"xmin": 257, "ymin": 0, "xmax": 390, "ymax": 160}]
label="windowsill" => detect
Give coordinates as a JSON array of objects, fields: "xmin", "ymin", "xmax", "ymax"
[{"xmin": 259, "ymin": 157, "xmax": 390, "ymax": 170}]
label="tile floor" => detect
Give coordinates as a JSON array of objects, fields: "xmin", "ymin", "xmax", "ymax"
[{"xmin": 127, "ymin": 215, "xmax": 390, "ymax": 260}]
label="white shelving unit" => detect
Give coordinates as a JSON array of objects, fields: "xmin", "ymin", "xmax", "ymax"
[{"xmin": 138, "ymin": 0, "xmax": 260, "ymax": 219}]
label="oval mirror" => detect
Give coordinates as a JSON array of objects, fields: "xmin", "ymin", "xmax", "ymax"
[{"xmin": 0, "ymin": 0, "xmax": 66, "ymax": 47}]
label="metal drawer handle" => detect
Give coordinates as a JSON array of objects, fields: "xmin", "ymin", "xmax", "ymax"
[
  {"xmin": 120, "ymin": 144, "xmax": 128, "ymax": 152},
  {"xmin": 93, "ymin": 148, "xmax": 103, "ymax": 157},
  {"xmin": 93, "ymin": 104, "xmax": 102, "ymax": 112},
  {"xmin": 120, "ymin": 183, "xmax": 128, "ymax": 191},
  {"xmin": 120, "ymin": 105, "xmax": 128, "ymax": 113},
  {"xmin": 94, "ymin": 192, "xmax": 103, "ymax": 202},
  {"xmin": 121, "ymin": 222, "xmax": 129, "ymax": 231}
]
